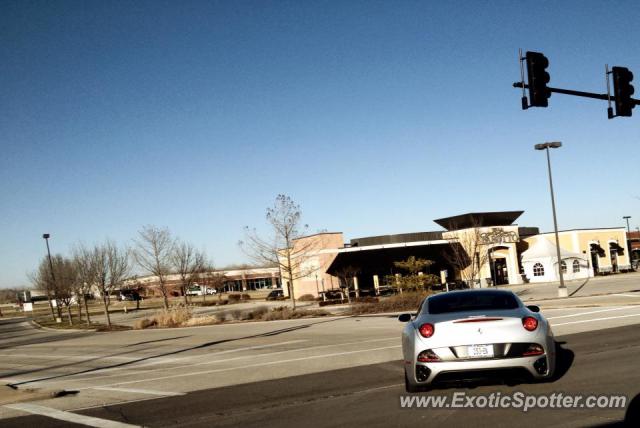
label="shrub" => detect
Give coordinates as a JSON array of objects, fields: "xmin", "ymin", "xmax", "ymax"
[
  {"xmin": 134, "ymin": 305, "xmax": 193, "ymax": 329},
  {"xmin": 246, "ymin": 306, "xmax": 269, "ymax": 320},
  {"xmin": 134, "ymin": 318, "xmax": 156, "ymax": 329},
  {"xmin": 230, "ymin": 309, "xmax": 243, "ymax": 320},
  {"xmin": 298, "ymin": 294, "xmax": 316, "ymax": 302},
  {"xmin": 215, "ymin": 312, "xmax": 227, "ymax": 323},
  {"xmin": 228, "ymin": 294, "xmax": 241, "ymax": 302},
  {"xmin": 353, "ymin": 296, "xmax": 379, "ymax": 304},
  {"xmin": 350, "ymin": 292, "xmax": 430, "ymax": 315},
  {"xmin": 182, "ymin": 315, "xmax": 217, "ymax": 327},
  {"xmin": 260, "ymin": 306, "xmax": 330, "ymax": 321},
  {"xmin": 155, "ymin": 306, "xmax": 192, "ymax": 327},
  {"xmin": 240, "ymin": 293, "xmax": 251, "ymax": 300},
  {"xmin": 319, "ymin": 299, "xmax": 346, "ymax": 307},
  {"xmin": 261, "ymin": 306, "xmax": 292, "ymax": 321}
]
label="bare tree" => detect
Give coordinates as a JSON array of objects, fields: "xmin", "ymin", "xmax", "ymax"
[
  {"xmin": 240, "ymin": 194, "xmax": 320, "ymax": 309},
  {"xmin": 199, "ymin": 268, "xmax": 226, "ymax": 302},
  {"xmin": 73, "ymin": 244, "xmax": 96, "ymax": 326},
  {"xmin": 91, "ymin": 241, "xmax": 130, "ymax": 329},
  {"xmin": 444, "ymin": 225, "xmax": 490, "ymax": 287},
  {"xmin": 107, "ymin": 241, "xmax": 130, "ymax": 302},
  {"xmin": 121, "ymin": 277, "xmax": 143, "ymax": 310},
  {"xmin": 29, "ymin": 257, "xmax": 59, "ymax": 321},
  {"xmin": 91, "ymin": 244, "xmax": 110, "ymax": 327},
  {"xmin": 134, "ymin": 226, "xmax": 175, "ymax": 310},
  {"xmin": 171, "ymin": 241, "xmax": 207, "ymax": 305},
  {"xmin": 333, "ymin": 265, "xmax": 360, "ymax": 303},
  {"xmin": 52, "ymin": 255, "xmax": 78, "ymax": 326},
  {"xmin": 29, "ymin": 255, "xmax": 77, "ymax": 325}
]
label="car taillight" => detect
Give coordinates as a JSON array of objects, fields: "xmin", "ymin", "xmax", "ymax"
[
  {"xmin": 417, "ymin": 349, "xmax": 440, "ymax": 362},
  {"xmin": 418, "ymin": 323, "xmax": 434, "ymax": 338},
  {"xmin": 522, "ymin": 343, "xmax": 544, "ymax": 356},
  {"xmin": 522, "ymin": 317, "xmax": 538, "ymax": 331}
]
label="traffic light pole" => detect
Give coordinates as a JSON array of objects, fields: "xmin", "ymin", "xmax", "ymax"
[{"xmin": 513, "ymin": 82, "xmax": 640, "ymax": 106}]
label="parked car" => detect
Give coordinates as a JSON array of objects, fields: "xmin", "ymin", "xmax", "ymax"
[
  {"xmin": 266, "ymin": 289, "xmax": 285, "ymax": 301},
  {"xmin": 187, "ymin": 285, "xmax": 217, "ymax": 296},
  {"xmin": 399, "ymin": 289, "xmax": 555, "ymax": 392},
  {"xmin": 118, "ymin": 290, "xmax": 141, "ymax": 301},
  {"xmin": 322, "ymin": 289, "xmax": 344, "ymax": 300}
]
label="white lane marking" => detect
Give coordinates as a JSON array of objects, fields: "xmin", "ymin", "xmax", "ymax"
[
  {"xmin": 134, "ymin": 339, "xmax": 308, "ymax": 366},
  {"xmin": 351, "ymin": 383, "xmax": 404, "ymax": 394},
  {"xmin": 553, "ymin": 312, "xmax": 640, "ymax": 326},
  {"xmin": 4, "ymin": 403, "xmax": 140, "ymax": 428},
  {"xmin": 65, "ymin": 339, "xmax": 311, "ymax": 382},
  {"xmin": 613, "ymin": 294, "xmax": 640, "ymax": 298},
  {"xmin": 1, "ymin": 340, "xmax": 308, "ymax": 386},
  {"xmin": 0, "ymin": 377, "xmax": 32, "ymax": 384},
  {"xmin": 546, "ymin": 306, "xmax": 632, "ymax": 320},
  {"xmin": 56, "ymin": 382, "xmax": 407, "ymax": 415},
  {"xmin": 0, "ymin": 354, "xmax": 138, "ymax": 361},
  {"xmin": 93, "ymin": 344, "xmax": 401, "ymax": 389},
  {"xmin": 63, "ymin": 337, "xmax": 398, "ymax": 385},
  {"xmin": 92, "ymin": 386, "xmax": 184, "ymax": 396},
  {"xmin": 72, "ymin": 339, "xmax": 308, "ymax": 375}
]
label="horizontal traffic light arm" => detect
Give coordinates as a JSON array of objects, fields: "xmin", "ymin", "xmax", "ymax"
[{"xmin": 513, "ymin": 82, "xmax": 640, "ymax": 105}]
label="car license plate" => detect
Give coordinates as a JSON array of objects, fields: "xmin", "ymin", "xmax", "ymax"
[{"xmin": 468, "ymin": 344, "xmax": 493, "ymax": 358}]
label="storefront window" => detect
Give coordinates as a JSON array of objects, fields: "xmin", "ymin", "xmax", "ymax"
[
  {"xmin": 560, "ymin": 261, "xmax": 567, "ymax": 274},
  {"xmin": 573, "ymin": 260, "xmax": 580, "ymax": 273},
  {"xmin": 533, "ymin": 263, "xmax": 544, "ymax": 277}
]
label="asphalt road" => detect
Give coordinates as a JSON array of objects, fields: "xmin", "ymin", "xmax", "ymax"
[{"xmin": 2, "ymin": 297, "xmax": 640, "ymax": 427}]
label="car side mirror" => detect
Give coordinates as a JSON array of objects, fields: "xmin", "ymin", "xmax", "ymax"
[
  {"xmin": 527, "ymin": 305, "xmax": 540, "ymax": 313},
  {"xmin": 398, "ymin": 313, "xmax": 412, "ymax": 322}
]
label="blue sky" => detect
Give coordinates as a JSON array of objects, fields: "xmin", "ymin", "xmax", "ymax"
[{"xmin": 1, "ymin": 0, "xmax": 639, "ymax": 288}]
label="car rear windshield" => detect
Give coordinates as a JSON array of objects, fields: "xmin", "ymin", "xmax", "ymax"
[{"xmin": 426, "ymin": 291, "xmax": 519, "ymax": 314}]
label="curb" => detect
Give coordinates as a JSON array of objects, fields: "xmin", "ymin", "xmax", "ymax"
[
  {"xmin": 523, "ymin": 290, "xmax": 640, "ymax": 303},
  {"xmin": 29, "ymin": 319, "xmax": 96, "ymax": 333}
]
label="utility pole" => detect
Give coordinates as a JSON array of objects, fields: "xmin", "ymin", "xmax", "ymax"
[
  {"xmin": 42, "ymin": 233, "xmax": 61, "ymax": 320},
  {"xmin": 534, "ymin": 142, "xmax": 567, "ymax": 298}
]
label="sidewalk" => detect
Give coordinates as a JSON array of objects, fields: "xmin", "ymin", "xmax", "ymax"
[{"xmin": 496, "ymin": 271, "xmax": 640, "ymax": 301}]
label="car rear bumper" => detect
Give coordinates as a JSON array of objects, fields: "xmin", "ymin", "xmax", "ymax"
[{"xmin": 408, "ymin": 354, "xmax": 553, "ymax": 386}]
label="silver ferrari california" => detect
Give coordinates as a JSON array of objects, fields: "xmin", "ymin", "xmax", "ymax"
[{"xmin": 399, "ymin": 289, "xmax": 555, "ymax": 392}]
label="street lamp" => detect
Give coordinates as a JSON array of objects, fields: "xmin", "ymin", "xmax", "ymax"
[
  {"xmin": 623, "ymin": 216, "xmax": 631, "ymax": 234},
  {"xmin": 534, "ymin": 142, "xmax": 567, "ymax": 298},
  {"xmin": 42, "ymin": 233, "xmax": 57, "ymax": 289},
  {"xmin": 42, "ymin": 233, "xmax": 60, "ymax": 319}
]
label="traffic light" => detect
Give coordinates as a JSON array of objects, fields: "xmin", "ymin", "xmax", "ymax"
[
  {"xmin": 525, "ymin": 51, "xmax": 551, "ymax": 107},
  {"xmin": 612, "ymin": 66, "xmax": 635, "ymax": 117}
]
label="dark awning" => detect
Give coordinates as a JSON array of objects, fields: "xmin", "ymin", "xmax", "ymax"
[
  {"xmin": 590, "ymin": 243, "xmax": 605, "ymax": 256},
  {"xmin": 326, "ymin": 242, "xmax": 453, "ymax": 277},
  {"xmin": 609, "ymin": 241, "xmax": 625, "ymax": 251}
]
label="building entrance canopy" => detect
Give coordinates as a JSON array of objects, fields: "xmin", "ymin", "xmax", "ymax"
[
  {"xmin": 433, "ymin": 211, "xmax": 524, "ymax": 231},
  {"xmin": 326, "ymin": 241, "xmax": 453, "ymax": 292}
]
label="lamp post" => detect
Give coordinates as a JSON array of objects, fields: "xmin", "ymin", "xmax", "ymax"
[
  {"xmin": 623, "ymin": 216, "xmax": 631, "ymax": 234},
  {"xmin": 42, "ymin": 233, "xmax": 56, "ymax": 290},
  {"xmin": 534, "ymin": 142, "xmax": 567, "ymax": 298},
  {"xmin": 42, "ymin": 233, "xmax": 61, "ymax": 319}
]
